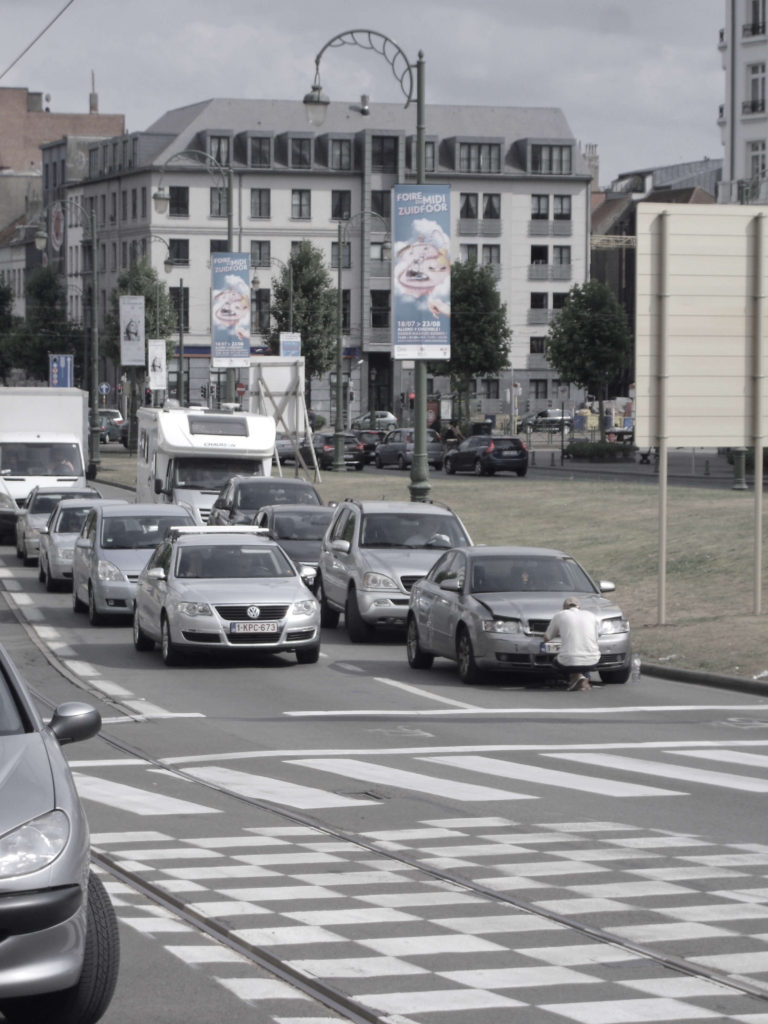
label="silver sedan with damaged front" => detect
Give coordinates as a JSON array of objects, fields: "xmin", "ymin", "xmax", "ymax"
[
  {"xmin": 0, "ymin": 644, "xmax": 119, "ymax": 1024},
  {"xmin": 133, "ymin": 526, "xmax": 321, "ymax": 665},
  {"xmin": 406, "ymin": 545, "xmax": 631, "ymax": 685}
]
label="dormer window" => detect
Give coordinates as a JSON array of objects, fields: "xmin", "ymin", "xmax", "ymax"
[
  {"xmin": 291, "ymin": 138, "xmax": 312, "ymax": 168},
  {"xmin": 249, "ymin": 136, "xmax": 271, "ymax": 168},
  {"xmin": 531, "ymin": 144, "xmax": 572, "ymax": 174},
  {"xmin": 209, "ymin": 135, "xmax": 231, "ymax": 166}
]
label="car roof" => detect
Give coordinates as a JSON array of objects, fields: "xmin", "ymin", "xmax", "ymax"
[
  {"xmin": 466, "ymin": 545, "xmax": 570, "ymax": 559},
  {"xmin": 98, "ymin": 503, "xmax": 192, "ymax": 518},
  {"xmin": 259, "ymin": 503, "xmax": 333, "ymax": 515},
  {"xmin": 170, "ymin": 526, "xmax": 273, "ymax": 547},
  {"xmin": 229, "ymin": 475, "xmax": 314, "ymax": 487},
  {"xmin": 348, "ymin": 500, "xmax": 458, "ymax": 516},
  {"xmin": 53, "ymin": 497, "xmax": 127, "ymax": 509},
  {"xmin": 31, "ymin": 486, "xmax": 100, "ymax": 496}
]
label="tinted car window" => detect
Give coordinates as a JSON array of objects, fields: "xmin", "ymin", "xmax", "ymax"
[
  {"xmin": 360, "ymin": 512, "xmax": 467, "ymax": 549},
  {"xmin": 237, "ymin": 481, "xmax": 320, "ymax": 509},
  {"xmin": 273, "ymin": 509, "xmax": 332, "ymax": 540},
  {"xmin": 100, "ymin": 514, "xmax": 191, "ymax": 549}
]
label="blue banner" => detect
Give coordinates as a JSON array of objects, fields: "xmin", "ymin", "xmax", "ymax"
[
  {"xmin": 393, "ymin": 185, "xmax": 451, "ymax": 360},
  {"xmin": 49, "ymin": 354, "xmax": 74, "ymax": 387},
  {"xmin": 211, "ymin": 253, "xmax": 251, "ymax": 367}
]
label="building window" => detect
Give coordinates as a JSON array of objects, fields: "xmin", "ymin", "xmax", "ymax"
[
  {"xmin": 88, "ymin": 149, "xmax": 98, "ymax": 177},
  {"xmin": 168, "ymin": 239, "xmax": 189, "ymax": 266},
  {"xmin": 331, "ymin": 241, "xmax": 351, "ymax": 269},
  {"xmin": 532, "ymin": 194, "xmax": 549, "ymax": 220},
  {"xmin": 291, "ymin": 137, "xmax": 312, "ymax": 168},
  {"xmin": 553, "ymin": 245, "xmax": 571, "ymax": 265},
  {"xmin": 210, "ymin": 187, "xmax": 228, "ymax": 217},
  {"xmin": 251, "ymin": 288, "xmax": 271, "ymax": 333},
  {"xmin": 210, "ymin": 240, "xmax": 228, "ymax": 254},
  {"xmin": 531, "ymin": 379, "xmax": 548, "ymax": 399},
  {"xmin": 342, "ymin": 289, "xmax": 351, "ymax": 332},
  {"xmin": 291, "ymin": 189, "xmax": 311, "ymax": 219},
  {"xmin": 251, "ymin": 240, "xmax": 271, "ymax": 268},
  {"xmin": 481, "ymin": 378, "xmax": 500, "ymax": 400},
  {"xmin": 330, "ymin": 139, "xmax": 352, "ymax": 170},
  {"xmin": 370, "ymin": 241, "xmax": 389, "ymax": 262},
  {"xmin": 371, "ymin": 190, "xmax": 391, "ymax": 223},
  {"xmin": 121, "ymin": 241, "xmax": 128, "ymax": 269},
  {"xmin": 131, "ymin": 189, "xmax": 137, "ymax": 219},
  {"xmin": 530, "ymin": 336, "xmax": 546, "ymax": 354},
  {"xmin": 250, "ymin": 137, "xmax": 271, "ymax": 167},
  {"xmin": 460, "ymin": 193, "xmax": 478, "ymax": 219},
  {"xmin": 749, "ymin": 140, "xmax": 767, "ymax": 179},
  {"xmin": 746, "ymin": 0, "xmax": 767, "ymax": 34},
  {"xmin": 169, "ymin": 286, "xmax": 190, "ymax": 332},
  {"xmin": 459, "ymin": 142, "xmax": 501, "ymax": 173},
  {"xmin": 372, "ymin": 136, "xmax": 398, "ymax": 172},
  {"xmin": 99, "ymin": 194, "xmax": 106, "ymax": 226},
  {"xmin": 209, "ymin": 135, "xmax": 231, "ymax": 166},
  {"xmin": 531, "ymin": 144, "xmax": 572, "ymax": 174},
  {"xmin": 169, "ymin": 186, "xmax": 189, "ymax": 217},
  {"xmin": 530, "ymin": 245, "xmax": 548, "ymax": 265},
  {"xmin": 331, "ymin": 190, "xmax": 351, "ymax": 220},
  {"xmin": 250, "ymin": 188, "xmax": 270, "ymax": 218},
  {"xmin": 370, "ymin": 290, "xmax": 390, "ymax": 328},
  {"xmin": 482, "ymin": 245, "xmax": 500, "ymax": 266},
  {"xmin": 424, "ymin": 140, "xmax": 436, "ymax": 172},
  {"xmin": 460, "ymin": 244, "xmax": 478, "ymax": 262},
  {"xmin": 553, "ymin": 195, "xmax": 571, "ymax": 220},
  {"xmin": 552, "ymin": 292, "xmax": 568, "ymax": 309},
  {"xmin": 483, "ymin": 193, "xmax": 501, "ymax": 219},
  {"xmin": 746, "ymin": 63, "xmax": 767, "ymax": 113},
  {"xmin": 530, "ymin": 292, "xmax": 548, "ymax": 309}
]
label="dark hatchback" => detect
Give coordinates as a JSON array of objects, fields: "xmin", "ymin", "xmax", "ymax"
[
  {"xmin": 445, "ymin": 435, "xmax": 528, "ymax": 477},
  {"xmin": 209, "ymin": 476, "xmax": 322, "ymax": 525},
  {"xmin": 299, "ymin": 432, "xmax": 366, "ymax": 471},
  {"xmin": 355, "ymin": 429, "xmax": 386, "ymax": 464}
]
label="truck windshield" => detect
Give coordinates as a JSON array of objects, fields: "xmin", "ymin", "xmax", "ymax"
[
  {"xmin": 172, "ymin": 458, "xmax": 262, "ymax": 490},
  {"xmin": 0, "ymin": 443, "xmax": 83, "ymax": 477}
]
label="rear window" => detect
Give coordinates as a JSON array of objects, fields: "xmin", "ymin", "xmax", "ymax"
[
  {"xmin": 492, "ymin": 438, "xmax": 522, "ymax": 452},
  {"xmin": 101, "ymin": 513, "xmax": 193, "ymax": 549},
  {"xmin": 238, "ymin": 482, "xmax": 320, "ymax": 509}
]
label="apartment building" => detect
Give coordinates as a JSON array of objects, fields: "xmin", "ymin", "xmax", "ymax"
[{"xmin": 42, "ymin": 96, "xmax": 592, "ymax": 423}]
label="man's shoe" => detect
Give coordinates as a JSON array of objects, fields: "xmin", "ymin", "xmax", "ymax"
[{"xmin": 577, "ymin": 676, "xmax": 592, "ymax": 690}]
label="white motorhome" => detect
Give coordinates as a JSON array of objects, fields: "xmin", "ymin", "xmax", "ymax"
[
  {"xmin": 136, "ymin": 407, "xmax": 276, "ymax": 522},
  {"xmin": 0, "ymin": 387, "xmax": 93, "ymax": 504}
]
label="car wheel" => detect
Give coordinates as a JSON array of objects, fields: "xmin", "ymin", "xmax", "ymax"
[
  {"xmin": 473, "ymin": 459, "xmax": 485, "ymax": 477},
  {"xmin": 406, "ymin": 615, "xmax": 433, "ymax": 669},
  {"xmin": 38, "ymin": 560, "xmax": 46, "ymax": 583},
  {"xmin": 397, "ymin": 454, "xmax": 407, "ymax": 471},
  {"xmin": 445, "ymin": 458, "xmax": 456, "ymax": 475},
  {"xmin": 599, "ymin": 666, "xmax": 630, "ymax": 684},
  {"xmin": 296, "ymin": 644, "xmax": 320, "ymax": 664},
  {"xmin": 354, "ymin": 461, "xmax": 364, "ymax": 471},
  {"xmin": 346, "ymin": 587, "xmax": 375, "ymax": 643},
  {"xmin": 44, "ymin": 564, "xmax": 59, "ymax": 592},
  {"xmin": 15, "ymin": 535, "xmax": 24, "ymax": 560},
  {"xmin": 161, "ymin": 615, "xmax": 180, "ymax": 666},
  {"xmin": 133, "ymin": 606, "xmax": 154, "ymax": 651},
  {"xmin": 316, "ymin": 577, "xmax": 340, "ymax": 628},
  {"xmin": 516, "ymin": 468, "xmax": 528, "ymax": 477},
  {"xmin": 433, "ymin": 461, "xmax": 443, "ymax": 471},
  {"xmin": 87, "ymin": 586, "xmax": 105, "ymax": 626},
  {"xmin": 456, "ymin": 626, "xmax": 482, "ymax": 684},
  {"xmin": 374, "ymin": 453, "xmax": 383, "ymax": 469},
  {"xmin": 72, "ymin": 580, "xmax": 87, "ymax": 613},
  {"xmin": 0, "ymin": 871, "xmax": 120, "ymax": 1024}
]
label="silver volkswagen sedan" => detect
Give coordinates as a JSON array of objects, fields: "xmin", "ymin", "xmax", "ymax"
[
  {"xmin": 406, "ymin": 545, "xmax": 631, "ymax": 685},
  {"xmin": 133, "ymin": 526, "xmax": 321, "ymax": 665}
]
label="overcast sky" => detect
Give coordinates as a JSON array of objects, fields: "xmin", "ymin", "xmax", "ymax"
[{"xmin": 2, "ymin": 0, "xmax": 725, "ymax": 186}]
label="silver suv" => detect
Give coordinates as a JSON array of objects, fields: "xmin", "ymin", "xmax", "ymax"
[{"xmin": 316, "ymin": 499, "xmax": 471, "ymax": 642}]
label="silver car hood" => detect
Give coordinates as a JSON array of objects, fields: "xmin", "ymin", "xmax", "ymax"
[
  {"xmin": 276, "ymin": 539, "xmax": 322, "ymax": 564},
  {"xmin": 474, "ymin": 592, "xmax": 623, "ymax": 622},
  {"xmin": 173, "ymin": 576, "xmax": 312, "ymax": 601},
  {"xmin": 0, "ymin": 734, "xmax": 55, "ymax": 834},
  {"xmin": 363, "ymin": 548, "xmax": 448, "ymax": 581}
]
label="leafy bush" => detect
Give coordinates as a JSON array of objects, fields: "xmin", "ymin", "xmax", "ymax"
[{"xmin": 565, "ymin": 439, "xmax": 636, "ymax": 461}]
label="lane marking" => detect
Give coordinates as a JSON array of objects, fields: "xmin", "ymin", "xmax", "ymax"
[
  {"xmin": 73, "ymin": 773, "xmax": 219, "ymax": 815},
  {"xmin": 285, "ymin": 703, "xmax": 768, "ymax": 717},
  {"xmin": 182, "ymin": 765, "xmax": 379, "ymax": 809},
  {"xmin": 373, "ymin": 676, "xmax": 480, "ymax": 710},
  {"xmin": 547, "ymin": 752, "xmax": 768, "ymax": 792}
]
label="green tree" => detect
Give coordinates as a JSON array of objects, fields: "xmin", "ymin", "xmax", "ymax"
[
  {"xmin": 3, "ymin": 267, "xmax": 82, "ymax": 383},
  {"xmin": 434, "ymin": 260, "xmax": 511, "ymax": 423},
  {"xmin": 545, "ymin": 280, "xmax": 631, "ymax": 439},
  {"xmin": 103, "ymin": 259, "xmax": 177, "ymax": 367},
  {"xmin": 268, "ymin": 242, "xmax": 337, "ymax": 383}
]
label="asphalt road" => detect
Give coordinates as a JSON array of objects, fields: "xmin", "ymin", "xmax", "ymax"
[{"xmin": 3, "ymin": 488, "xmax": 768, "ymax": 1024}]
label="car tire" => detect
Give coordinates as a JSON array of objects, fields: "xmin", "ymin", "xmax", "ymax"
[
  {"xmin": 133, "ymin": 607, "xmax": 154, "ymax": 651},
  {"xmin": 599, "ymin": 666, "xmax": 630, "ymax": 684},
  {"xmin": 72, "ymin": 581, "xmax": 87, "ymax": 613},
  {"xmin": 456, "ymin": 626, "xmax": 482, "ymax": 684},
  {"xmin": 296, "ymin": 644, "xmax": 320, "ymax": 664},
  {"xmin": 445, "ymin": 459, "xmax": 456, "ymax": 475},
  {"xmin": 397, "ymin": 454, "xmax": 407, "ymax": 471},
  {"xmin": 374, "ymin": 454, "xmax": 383, "ymax": 469},
  {"xmin": 88, "ymin": 586, "xmax": 105, "ymax": 626},
  {"xmin": 44, "ymin": 565, "xmax": 59, "ymax": 592},
  {"xmin": 38, "ymin": 560, "xmax": 45, "ymax": 583},
  {"xmin": 316, "ymin": 577, "xmax": 340, "ymax": 628},
  {"xmin": 354, "ymin": 461, "xmax": 364, "ymax": 471},
  {"xmin": 161, "ymin": 615, "xmax": 180, "ymax": 666},
  {"xmin": 406, "ymin": 615, "xmax": 433, "ymax": 669},
  {"xmin": 473, "ymin": 459, "xmax": 485, "ymax": 477},
  {"xmin": 433, "ymin": 461, "xmax": 443, "ymax": 471},
  {"xmin": 0, "ymin": 871, "xmax": 120, "ymax": 1024},
  {"xmin": 15, "ymin": 535, "xmax": 24, "ymax": 560},
  {"xmin": 516, "ymin": 468, "xmax": 528, "ymax": 477},
  {"xmin": 346, "ymin": 587, "xmax": 375, "ymax": 643}
]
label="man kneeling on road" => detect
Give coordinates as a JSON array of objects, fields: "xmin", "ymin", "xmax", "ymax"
[{"xmin": 545, "ymin": 597, "xmax": 599, "ymax": 691}]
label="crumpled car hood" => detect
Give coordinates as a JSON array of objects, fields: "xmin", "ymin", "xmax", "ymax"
[
  {"xmin": 474, "ymin": 592, "xmax": 623, "ymax": 624},
  {"xmin": 0, "ymin": 734, "xmax": 54, "ymax": 835}
]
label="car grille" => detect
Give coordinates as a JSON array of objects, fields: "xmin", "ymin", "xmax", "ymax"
[
  {"xmin": 181, "ymin": 632, "xmax": 221, "ymax": 643},
  {"xmin": 199, "ymin": 510, "xmax": 211, "ymax": 524},
  {"xmin": 214, "ymin": 604, "xmax": 289, "ymax": 621},
  {"xmin": 227, "ymin": 632, "xmax": 284, "ymax": 645},
  {"xmin": 400, "ymin": 574, "xmax": 424, "ymax": 592},
  {"xmin": 285, "ymin": 628, "xmax": 316, "ymax": 642}
]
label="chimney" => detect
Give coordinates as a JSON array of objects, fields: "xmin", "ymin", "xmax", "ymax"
[{"xmin": 89, "ymin": 70, "xmax": 98, "ymax": 113}]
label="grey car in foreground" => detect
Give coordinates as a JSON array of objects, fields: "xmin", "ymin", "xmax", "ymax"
[
  {"xmin": 0, "ymin": 644, "xmax": 119, "ymax": 1024},
  {"xmin": 133, "ymin": 526, "xmax": 321, "ymax": 665},
  {"xmin": 407, "ymin": 545, "xmax": 631, "ymax": 684}
]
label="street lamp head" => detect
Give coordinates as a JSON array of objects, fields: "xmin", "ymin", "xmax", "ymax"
[
  {"xmin": 34, "ymin": 229, "xmax": 48, "ymax": 252},
  {"xmin": 163, "ymin": 256, "xmax": 174, "ymax": 274},
  {"xmin": 152, "ymin": 187, "xmax": 170, "ymax": 215},
  {"xmin": 303, "ymin": 75, "xmax": 330, "ymax": 127}
]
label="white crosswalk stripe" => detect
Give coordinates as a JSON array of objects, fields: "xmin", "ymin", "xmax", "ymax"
[{"xmin": 545, "ymin": 752, "xmax": 768, "ymax": 792}]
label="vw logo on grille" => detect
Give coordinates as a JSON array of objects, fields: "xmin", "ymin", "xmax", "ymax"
[{"xmin": 246, "ymin": 605, "xmax": 261, "ymax": 619}]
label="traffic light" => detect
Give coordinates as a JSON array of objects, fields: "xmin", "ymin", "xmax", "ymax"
[
  {"xmin": 409, "ymin": 392, "xmax": 415, "ymax": 409},
  {"xmin": 144, "ymin": 388, "xmax": 151, "ymax": 404},
  {"xmin": 200, "ymin": 385, "xmax": 208, "ymax": 399}
]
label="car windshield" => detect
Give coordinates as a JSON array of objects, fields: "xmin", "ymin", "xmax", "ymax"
[
  {"xmin": 274, "ymin": 509, "xmax": 332, "ymax": 541},
  {"xmin": 173, "ymin": 458, "xmax": 262, "ymax": 490},
  {"xmin": 101, "ymin": 514, "xmax": 192, "ymax": 549},
  {"xmin": 469, "ymin": 555, "xmax": 596, "ymax": 594},
  {"xmin": 176, "ymin": 543, "xmax": 296, "ymax": 579},
  {"xmin": 29, "ymin": 494, "xmax": 66, "ymax": 515},
  {"xmin": 236, "ymin": 482, "xmax": 320, "ymax": 510},
  {"xmin": 1, "ymin": 443, "xmax": 83, "ymax": 477},
  {"xmin": 54, "ymin": 507, "xmax": 90, "ymax": 533},
  {"xmin": 360, "ymin": 513, "xmax": 467, "ymax": 549}
]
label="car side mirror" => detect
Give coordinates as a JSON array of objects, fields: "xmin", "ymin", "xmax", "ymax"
[
  {"xmin": 440, "ymin": 578, "xmax": 462, "ymax": 592},
  {"xmin": 48, "ymin": 702, "xmax": 101, "ymax": 745},
  {"xmin": 599, "ymin": 580, "xmax": 615, "ymax": 593},
  {"xmin": 147, "ymin": 566, "xmax": 166, "ymax": 580},
  {"xmin": 153, "ymin": 479, "xmax": 164, "ymax": 495},
  {"xmin": 330, "ymin": 539, "xmax": 350, "ymax": 554}
]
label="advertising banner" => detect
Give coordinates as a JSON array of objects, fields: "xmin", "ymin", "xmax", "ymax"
[
  {"xmin": 48, "ymin": 353, "xmax": 73, "ymax": 387},
  {"xmin": 279, "ymin": 332, "xmax": 301, "ymax": 358},
  {"xmin": 147, "ymin": 339, "xmax": 167, "ymax": 392},
  {"xmin": 393, "ymin": 185, "xmax": 451, "ymax": 360},
  {"xmin": 211, "ymin": 253, "xmax": 251, "ymax": 368},
  {"xmin": 119, "ymin": 295, "xmax": 146, "ymax": 367}
]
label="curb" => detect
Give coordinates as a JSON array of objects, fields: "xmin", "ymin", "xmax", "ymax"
[{"xmin": 642, "ymin": 662, "xmax": 768, "ymax": 698}]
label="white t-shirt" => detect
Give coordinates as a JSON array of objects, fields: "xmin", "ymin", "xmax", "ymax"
[{"xmin": 545, "ymin": 607, "xmax": 600, "ymax": 666}]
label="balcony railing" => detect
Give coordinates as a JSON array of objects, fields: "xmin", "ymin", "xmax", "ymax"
[
  {"xmin": 743, "ymin": 21, "xmax": 766, "ymax": 36},
  {"xmin": 742, "ymin": 98, "xmax": 766, "ymax": 115},
  {"xmin": 527, "ymin": 308, "xmax": 553, "ymax": 325}
]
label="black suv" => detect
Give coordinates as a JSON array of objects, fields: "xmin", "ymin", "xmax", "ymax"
[
  {"xmin": 518, "ymin": 409, "xmax": 572, "ymax": 433},
  {"xmin": 445, "ymin": 435, "xmax": 528, "ymax": 477},
  {"xmin": 209, "ymin": 476, "xmax": 322, "ymax": 525}
]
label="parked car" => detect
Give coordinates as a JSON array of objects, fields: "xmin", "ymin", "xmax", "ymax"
[
  {"xmin": 98, "ymin": 415, "xmax": 121, "ymax": 443},
  {"xmin": 0, "ymin": 476, "xmax": 20, "ymax": 544},
  {"xmin": 39, "ymin": 497, "xmax": 128, "ymax": 591},
  {"xmin": 406, "ymin": 544, "xmax": 631, "ymax": 685},
  {"xmin": 275, "ymin": 433, "xmax": 298, "ymax": 464},
  {"xmin": 253, "ymin": 504, "xmax": 334, "ymax": 585},
  {"xmin": 374, "ymin": 428, "xmax": 445, "ymax": 470},
  {"xmin": 72, "ymin": 503, "xmax": 195, "ymax": 625},
  {"xmin": 99, "ymin": 407, "xmax": 124, "ymax": 427},
  {"xmin": 445, "ymin": 435, "xmax": 528, "ymax": 477},
  {"xmin": 518, "ymin": 409, "xmax": 572, "ymax": 433},
  {"xmin": 316, "ymin": 498, "xmax": 471, "ymax": 642},
  {"xmin": 350, "ymin": 410, "xmax": 397, "ymax": 430},
  {"xmin": 355, "ymin": 429, "xmax": 386, "ymax": 464},
  {"xmin": 0, "ymin": 643, "xmax": 119, "ymax": 1024},
  {"xmin": 298, "ymin": 432, "xmax": 366, "ymax": 471},
  {"xmin": 209, "ymin": 476, "xmax": 322, "ymax": 525},
  {"xmin": 15, "ymin": 486, "xmax": 102, "ymax": 566},
  {"xmin": 133, "ymin": 526, "xmax": 320, "ymax": 665}
]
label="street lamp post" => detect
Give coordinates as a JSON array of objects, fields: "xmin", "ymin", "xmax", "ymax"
[{"xmin": 304, "ymin": 29, "xmax": 430, "ymax": 501}]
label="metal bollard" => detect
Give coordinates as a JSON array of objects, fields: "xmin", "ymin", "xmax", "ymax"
[
  {"xmin": 551, "ymin": 451, "xmax": 555, "ymax": 466},
  {"xmin": 531, "ymin": 450, "xmax": 536, "ymax": 467}
]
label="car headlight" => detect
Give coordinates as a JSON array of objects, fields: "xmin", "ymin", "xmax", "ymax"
[
  {"xmin": 0, "ymin": 809, "xmax": 70, "ymax": 878},
  {"xmin": 96, "ymin": 558, "xmax": 125, "ymax": 581},
  {"xmin": 600, "ymin": 616, "xmax": 630, "ymax": 635},
  {"xmin": 27, "ymin": 528, "xmax": 40, "ymax": 541},
  {"xmin": 291, "ymin": 599, "xmax": 318, "ymax": 616},
  {"xmin": 361, "ymin": 571, "xmax": 398, "ymax": 590},
  {"xmin": 0, "ymin": 494, "xmax": 16, "ymax": 512},
  {"xmin": 177, "ymin": 602, "xmax": 213, "ymax": 617},
  {"xmin": 482, "ymin": 619, "xmax": 523, "ymax": 634}
]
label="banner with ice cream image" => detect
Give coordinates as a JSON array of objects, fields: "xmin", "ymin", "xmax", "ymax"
[
  {"xmin": 393, "ymin": 185, "xmax": 451, "ymax": 360},
  {"xmin": 211, "ymin": 253, "xmax": 251, "ymax": 367}
]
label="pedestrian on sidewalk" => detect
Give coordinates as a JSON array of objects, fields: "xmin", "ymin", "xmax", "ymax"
[{"xmin": 545, "ymin": 597, "xmax": 599, "ymax": 691}]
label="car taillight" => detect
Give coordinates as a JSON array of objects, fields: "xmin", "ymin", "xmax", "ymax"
[
  {"xmin": 520, "ymin": 441, "xmax": 528, "ymax": 451},
  {"xmin": 485, "ymin": 440, "xmax": 495, "ymax": 453},
  {"xmin": 355, "ymin": 443, "xmax": 365, "ymax": 451},
  {"xmin": 322, "ymin": 444, "xmax": 334, "ymax": 452}
]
